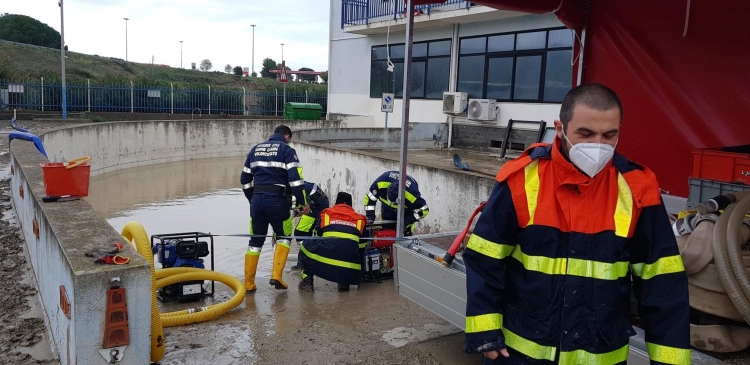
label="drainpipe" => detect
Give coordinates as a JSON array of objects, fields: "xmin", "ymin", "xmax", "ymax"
[{"xmin": 447, "ymin": 23, "xmax": 460, "ymax": 149}]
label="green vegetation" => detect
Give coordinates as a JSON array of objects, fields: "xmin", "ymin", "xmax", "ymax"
[
  {"xmin": 0, "ymin": 41, "xmax": 326, "ymax": 93},
  {"xmin": 0, "ymin": 14, "xmax": 61, "ymax": 48}
]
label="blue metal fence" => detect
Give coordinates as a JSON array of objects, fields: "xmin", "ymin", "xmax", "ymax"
[
  {"xmin": 341, "ymin": 0, "xmax": 471, "ymax": 28},
  {"xmin": 0, "ymin": 79, "xmax": 327, "ymax": 116}
]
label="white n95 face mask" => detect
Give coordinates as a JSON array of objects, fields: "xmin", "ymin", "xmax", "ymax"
[{"xmin": 563, "ymin": 131, "xmax": 617, "ymax": 177}]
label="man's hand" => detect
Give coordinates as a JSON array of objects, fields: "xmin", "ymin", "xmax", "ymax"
[
  {"xmin": 482, "ymin": 348, "xmax": 509, "ymax": 360},
  {"xmin": 300, "ymin": 205, "xmax": 311, "ymax": 215},
  {"xmin": 366, "ymin": 211, "xmax": 375, "ymax": 224}
]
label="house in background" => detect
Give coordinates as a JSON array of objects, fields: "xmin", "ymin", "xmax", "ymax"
[{"xmin": 328, "ymin": 0, "xmax": 575, "ymax": 133}]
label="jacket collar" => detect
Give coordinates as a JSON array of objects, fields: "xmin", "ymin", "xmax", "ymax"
[{"xmin": 269, "ymin": 134, "xmax": 287, "ymax": 143}]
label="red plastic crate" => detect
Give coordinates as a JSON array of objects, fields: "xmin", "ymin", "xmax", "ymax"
[{"xmin": 692, "ymin": 148, "xmax": 750, "ymax": 185}]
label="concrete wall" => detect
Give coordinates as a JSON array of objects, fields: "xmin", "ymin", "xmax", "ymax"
[
  {"xmin": 10, "ymin": 142, "xmax": 152, "ymax": 365},
  {"xmin": 452, "ymin": 123, "xmax": 541, "ymax": 152},
  {"xmin": 295, "ymin": 142, "xmax": 495, "ymax": 234},
  {"xmin": 296, "ymin": 123, "xmax": 448, "ymax": 149},
  {"xmin": 10, "ymin": 119, "xmax": 341, "ymax": 365},
  {"xmin": 41, "ymin": 120, "xmax": 340, "ymax": 176}
]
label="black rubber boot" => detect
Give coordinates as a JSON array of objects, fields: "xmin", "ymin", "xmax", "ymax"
[
  {"xmin": 290, "ymin": 262, "xmax": 301, "ymax": 271},
  {"xmin": 298, "ymin": 274, "xmax": 314, "ymax": 292},
  {"xmin": 337, "ymin": 283, "xmax": 349, "ymax": 291}
]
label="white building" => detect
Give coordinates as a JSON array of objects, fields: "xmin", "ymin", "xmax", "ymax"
[{"xmin": 328, "ymin": 0, "xmax": 575, "ymax": 129}]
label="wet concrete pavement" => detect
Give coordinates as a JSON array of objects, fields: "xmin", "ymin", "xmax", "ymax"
[{"xmin": 87, "ymin": 156, "xmax": 481, "ymax": 365}]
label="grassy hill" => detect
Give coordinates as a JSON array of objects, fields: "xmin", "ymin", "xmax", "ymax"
[{"xmin": 0, "ymin": 41, "xmax": 326, "ymax": 93}]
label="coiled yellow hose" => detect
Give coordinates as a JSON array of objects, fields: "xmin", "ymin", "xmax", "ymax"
[{"xmin": 120, "ymin": 222, "xmax": 246, "ymax": 362}]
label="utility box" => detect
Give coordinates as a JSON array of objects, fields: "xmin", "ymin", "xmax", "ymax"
[{"xmin": 283, "ymin": 102, "xmax": 322, "ymax": 120}]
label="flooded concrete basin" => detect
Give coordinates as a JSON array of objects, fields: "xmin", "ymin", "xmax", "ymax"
[{"xmin": 87, "ymin": 157, "xmax": 480, "ymax": 365}]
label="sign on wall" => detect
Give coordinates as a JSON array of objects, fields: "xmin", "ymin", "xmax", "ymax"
[{"xmin": 381, "ymin": 93, "xmax": 394, "ymax": 113}]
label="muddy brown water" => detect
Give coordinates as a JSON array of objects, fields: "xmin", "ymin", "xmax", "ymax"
[{"xmin": 87, "ymin": 156, "xmax": 480, "ymax": 365}]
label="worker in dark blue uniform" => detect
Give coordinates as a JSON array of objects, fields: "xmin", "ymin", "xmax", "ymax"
[
  {"xmin": 290, "ymin": 181, "xmax": 329, "ymax": 271},
  {"xmin": 298, "ymin": 192, "xmax": 367, "ymax": 292},
  {"xmin": 363, "ymin": 171, "xmax": 429, "ymax": 236},
  {"xmin": 241, "ymin": 125, "xmax": 309, "ymax": 292}
]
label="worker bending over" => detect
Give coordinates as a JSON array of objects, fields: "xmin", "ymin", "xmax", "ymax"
[
  {"xmin": 363, "ymin": 171, "xmax": 429, "ymax": 236},
  {"xmin": 291, "ymin": 181, "xmax": 329, "ymax": 270}
]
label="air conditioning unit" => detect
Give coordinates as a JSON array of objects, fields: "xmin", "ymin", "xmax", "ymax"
[
  {"xmin": 468, "ymin": 99, "xmax": 498, "ymax": 122},
  {"xmin": 442, "ymin": 92, "xmax": 468, "ymax": 115}
]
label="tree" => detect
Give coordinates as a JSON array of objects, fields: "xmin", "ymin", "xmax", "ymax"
[
  {"xmin": 260, "ymin": 58, "xmax": 277, "ymax": 78},
  {"xmin": 199, "ymin": 59, "xmax": 213, "ymax": 71},
  {"xmin": 298, "ymin": 67, "xmax": 317, "ymax": 83},
  {"xmin": 224, "ymin": 64, "xmax": 232, "ymax": 73},
  {"xmin": 0, "ymin": 14, "xmax": 61, "ymax": 48},
  {"xmin": 233, "ymin": 66, "xmax": 243, "ymax": 76},
  {"xmin": 320, "ymin": 71, "xmax": 328, "ymax": 84},
  {"xmin": 251, "ymin": 72, "xmax": 258, "ymax": 77}
]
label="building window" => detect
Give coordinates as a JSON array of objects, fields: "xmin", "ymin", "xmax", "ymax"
[
  {"xmin": 457, "ymin": 28, "xmax": 573, "ymax": 103},
  {"xmin": 370, "ymin": 39, "xmax": 451, "ymax": 99}
]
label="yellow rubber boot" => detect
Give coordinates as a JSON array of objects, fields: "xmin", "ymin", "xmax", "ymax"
[
  {"xmin": 269, "ymin": 242, "xmax": 290, "ymax": 289},
  {"xmin": 244, "ymin": 249, "xmax": 260, "ymax": 292}
]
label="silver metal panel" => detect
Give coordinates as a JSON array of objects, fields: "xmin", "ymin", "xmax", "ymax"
[{"xmin": 395, "ymin": 244, "xmax": 468, "ymax": 330}]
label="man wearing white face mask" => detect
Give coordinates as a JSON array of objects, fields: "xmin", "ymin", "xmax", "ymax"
[{"xmin": 463, "ymin": 84, "xmax": 690, "ymax": 365}]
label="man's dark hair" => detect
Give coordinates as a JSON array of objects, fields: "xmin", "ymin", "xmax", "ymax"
[
  {"xmin": 274, "ymin": 125, "xmax": 292, "ymax": 137},
  {"xmin": 559, "ymin": 83, "xmax": 622, "ymax": 130},
  {"xmin": 335, "ymin": 192, "xmax": 353, "ymax": 206}
]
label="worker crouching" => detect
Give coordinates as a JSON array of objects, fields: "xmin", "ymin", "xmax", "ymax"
[{"xmin": 298, "ymin": 192, "xmax": 367, "ymax": 292}]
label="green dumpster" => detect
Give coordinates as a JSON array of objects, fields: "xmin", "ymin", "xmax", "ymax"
[{"xmin": 283, "ymin": 102, "xmax": 323, "ymax": 120}]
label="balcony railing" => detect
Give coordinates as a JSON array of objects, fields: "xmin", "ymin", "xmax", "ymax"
[{"xmin": 341, "ymin": 0, "xmax": 472, "ymax": 28}]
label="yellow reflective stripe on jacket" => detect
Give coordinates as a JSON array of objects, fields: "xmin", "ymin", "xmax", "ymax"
[
  {"xmin": 512, "ymin": 247, "xmax": 629, "ymax": 280},
  {"xmin": 631, "ymin": 255, "xmax": 685, "ymax": 280},
  {"xmin": 559, "ymin": 344, "xmax": 629, "ymax": 365},
  {"xmin": 646, "ymin": 343, "xmax": 690, "ymax": 365},
  {"xmin": 465, "ymin": 313, "xmax": 502, "ymax": 333},
  {"xmin": 466, "ymin": 234, "xmax": 514, "ymax": 260},
  {"xmin": 404, "ymin": 190, "xmax": 417, "ymax": 204},
  {"xmin": 358, "ymin": 242, "xmax": 367, "ymax": 249},
  {"xmin": 512, "ymin": 247, "xmax": 567, "ymax": 275},
  {"xmin": 322, "ymin": 231, "xmax": 360, "ymax": 242},
  {"xmin": 379, "ymin": 197, "xmax": 398, "ymax": 209},
  {"xmin": 614, "ymin": 173, "xmax": 634, "ymax": 237},
  {"xmin": 377, "ymin": 181, "xmax": 392, "ymax": 189},
  {"xmin": 524, "ymin": 160, "xmax": 540, "ymax": 226},
  {"xmin": 296, "ymin": 215, "xmax": 315, "ymax": 233},
  {"xmin": 324, "ymin": 213, "xmax": 330, "ymax": 226},
  {"xmin": 567, "ymin": 258, "xmax": 630, "ymax": 280},
  {"xmin": 502, "ymin": 328, "xmax": 556, "ymax": 361},
  {"xmin": 299, "ymin": 244, "xmax": 361, "ymax": 270}
]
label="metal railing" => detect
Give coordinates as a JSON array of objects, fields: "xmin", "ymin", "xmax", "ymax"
[
  {"xmin": 341, "ymin": 0, "xmax": 472, "ymax": 28},
  {"xmin": 0, "ymin": 79, "xmax": 327, "ymax": 117}
]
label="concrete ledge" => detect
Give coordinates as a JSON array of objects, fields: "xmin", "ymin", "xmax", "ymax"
[
  {"xmin": 10, "ymin": 119, "xmax": 341, "ymax": 365},
  {"xmin": 10, "ymin": 142, "xmax": 151, "ymax": 365}
]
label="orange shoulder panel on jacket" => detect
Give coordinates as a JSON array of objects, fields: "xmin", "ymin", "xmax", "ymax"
[
  {"xmin": 495, "ymin": 143, "xmax": 549, "ymax": 183},
  {"xmin": 496, "ymin": 155, "xmax": 533, "ymax": 183},
  {"xmin": 621, "ymin": 164, "xmax": 662, "ymax": 208}
]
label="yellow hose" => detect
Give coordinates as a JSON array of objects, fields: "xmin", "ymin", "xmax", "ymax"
[
  {"xmin": 120, "ymin": 221, "xmax": 165, "ymax": 363},
  {"xmin": 120, "ymin": 222, "xmax": 247, "ymax": 361}
]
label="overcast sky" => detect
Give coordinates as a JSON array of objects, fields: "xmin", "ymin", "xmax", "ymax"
[{"xmin": 2, "ymin": 0, "xmax": 330, "ymax": 72}]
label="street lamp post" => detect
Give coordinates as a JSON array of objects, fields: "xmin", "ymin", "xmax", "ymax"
[
  {"xmin": 180, "ymin": 40, "xmax": 183, "ymax": 69},
  {"xmin": 124, "ymin": 18, "xmax": 129, "ymax": 61},
  {"xmin": 251, "ymin": 25, "xmax": 256, "ymax": 76},
  {"xmin": 281, "ymin": 43, "xmax": 285, "ymax": 106},
  {"xmin": 59, "ymin": 0, "xmax": 67, "ymax": 119}
]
